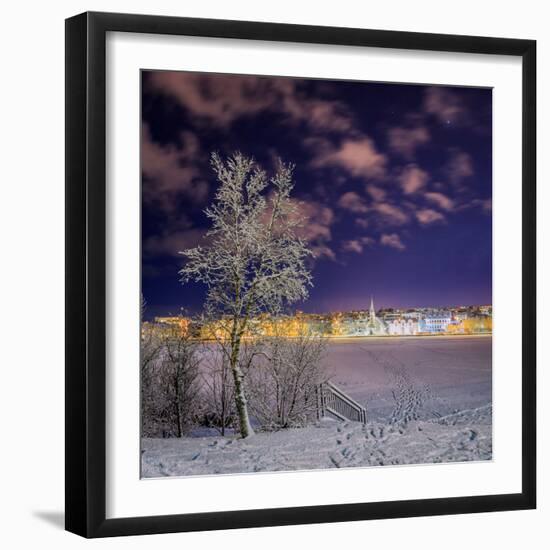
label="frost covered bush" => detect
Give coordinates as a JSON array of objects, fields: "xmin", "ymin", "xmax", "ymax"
[
  {"xmin": 141, "ymin": 329, "xmax": 202, "ymax": 438},
  {"xmin": 197, "ymin": 343, "xmax": 236, "ymax": 435},
  {"xmin": 198, "ymin": 339, "xmax": 261, "ymax": 436},
  {"xmin": 140, "ymin": 324, "xmax": 161, "ymax": 436},
  {"xmin": 248, "ymin": 331, "xmax": 328, "ymax": 430}
]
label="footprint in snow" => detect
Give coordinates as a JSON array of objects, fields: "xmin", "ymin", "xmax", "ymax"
[{"xmin": 340, "ymin": 447, "xmax": 353, "ymax": 459}]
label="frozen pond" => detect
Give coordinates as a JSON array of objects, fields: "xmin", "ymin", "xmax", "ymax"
[{"xmin": 322, "ymin": 335, "xmax": 492, "ymax": 421}]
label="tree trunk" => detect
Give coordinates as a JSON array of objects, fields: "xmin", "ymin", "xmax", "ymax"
[
  {"xmin": 220, "ymin": 397, "xmax": 226, "ymax": 437},
  {"xmin": 230, "ymin": 335, "xmax": 255, "ymax": 438},
  {"xmin": 174, "ymin": 370, "xmax": 182, "ymax": 438},
  {"xmin": 220, "ymin": 370, "xmax": 226, "ymax": 436}
]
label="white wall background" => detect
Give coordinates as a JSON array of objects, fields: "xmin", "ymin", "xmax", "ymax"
[{"xmin": 0, "ymin": 1, "xmax": 546, "ymax": 548}]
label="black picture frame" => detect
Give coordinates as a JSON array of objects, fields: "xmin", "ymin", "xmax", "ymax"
[{"xmin": 65, "ymin": 11, "xmax": 536, "ymax": 538}]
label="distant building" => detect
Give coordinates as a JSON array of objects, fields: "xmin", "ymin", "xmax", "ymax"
[
  {"xmin": 387, "ymin": 318, "xmax": 419, "ymax": 336},
  {"xmin": 380, "ymin": 310, "xmax": 402, "ymax": 322},
  {"xmin": 154, "ymin": 316, "xmax": 190, "ymax": 336},
  {"xmin": 418, "ymin": 312, "xmax": 452, "ymax": 333},
  {"xmin": 446, "ymin": 316, "xmax": 492, "ymax": 334},
  {"xmin": 402, "ymin": 310, "xmax": 421, "ymax": 320},
  {"xmin": 453, "ymin": 310, "xmax": 470, "ymax": 321}
]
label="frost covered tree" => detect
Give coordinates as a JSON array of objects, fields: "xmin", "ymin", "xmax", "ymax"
[{"xmin": 180, "ymin": 153, "xmax": 312, "ymax": 438}]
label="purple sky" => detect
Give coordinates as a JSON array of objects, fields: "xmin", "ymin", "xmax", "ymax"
[{"xmin": 141, "ymin": 71, "xmax": 492, "ymax": 319}]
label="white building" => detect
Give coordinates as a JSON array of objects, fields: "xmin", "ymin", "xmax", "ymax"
[
  {"xmin": 387, "ymin": 318, "xmax": 419, "ymax": 336},
  {"xmin": 418, "ymin": 312, "xmax": 452, "ymax": 333}
]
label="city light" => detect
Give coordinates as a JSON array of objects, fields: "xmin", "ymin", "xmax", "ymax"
[{"xmin": 151, "ymin": 298, "xmax": 492, "ymax": 339}]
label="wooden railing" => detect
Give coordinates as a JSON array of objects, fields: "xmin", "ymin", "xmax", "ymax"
[{"xmin": 317, "ymin": 381, "xmax": 367, "ymax": 424}]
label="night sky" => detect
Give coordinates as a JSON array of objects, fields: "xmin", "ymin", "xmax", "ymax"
[{"xmin": 141, "ymin": 71, "xmax": 492, "ymax": 320}]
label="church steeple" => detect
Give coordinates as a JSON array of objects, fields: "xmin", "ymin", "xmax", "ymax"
[{"xmin": 369, "ymin": 295, "xmax": 376, "ymax": 323}]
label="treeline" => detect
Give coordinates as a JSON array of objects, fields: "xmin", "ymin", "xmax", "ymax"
[{"xmin": 141, "ymin": 326, "xmax": 328, "ymax": 438}]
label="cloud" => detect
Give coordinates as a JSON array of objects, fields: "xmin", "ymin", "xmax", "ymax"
[
  {"xmin": 149, "ymin": 72, "xmax": 255, "ymax": 126},
  {"xmin": 458, "ymin": 197, "xmax": 492, "ymax": 213},
  {"xmin": 337, "ymin": 191, "xmax": 369, "ymax": 214},
  {"xmin": 372, "ymin": 202, "xmax": 410, "ymax": 225},
  {"xmin": 416, "ymin": 209, "xmax": 445, "ymax": 225},
  {"xmin": 355, "ymin": 218, "xmax": 369, "ymax": 229},
  {"xmin": 293, "ymin": 200, "xmax": 335, "ymax": 241},
  {"xmin": 141, "ymin": 124, "xmax": 208, "ymax": 211},
  {"xmin": 310, "ymin": 244, "xmax": 336, "ymax": 261},
  {"xmin": 291, "ymin": 199, "xmax": 336, "ymax": 261},
  {"xmin": 424, "ymin": 191, "xmax": 455, "ymax": 211},
  {"xmin": 365, "ymin": 184, "xmax": 386, "ymax": 202},
  {"xmin": 143, "ymin": 228, "xmax": 207, "ymax": 258},
  {"xmin": 342, "ymin": 240, "xmax": 363, "ymax": 254},
  {"xmin": 387, "ymin": 126, "xmax": 430, "ymax": 158},
  {"xmin": 399, "ymin": 164, "xmax": 429, "ymax": 195},
  {"xmin": 380, "ymin": 233, "xmax": 406, "ymax": 251},
  {"xmin": 342, "ymin": 236, "xmax": 375, "ymax": 254},
  {"xmin": 372, "ymin": 202, "xmax": 410, "ymax": 226},
  {"xmin": 311, "ymin": 137, "xmax": 387, "ymax": 180},
  {"xmin": 424, "ymin": 87, "xmax": 468, "ymax": 124},
  {"xmin": 446, "ymin": 148, "xmax": 474, "ymax": 187},
  {"xmin": 148, "ymin": 72, "xmax": 354, "ymax": 134},
  {"xmin": 476, "ymin": 198, "xmax": 492, "ymax": 213},
  {"xmin": 295, "ymin": 98, "xmax": 354, "ymax": 133}
]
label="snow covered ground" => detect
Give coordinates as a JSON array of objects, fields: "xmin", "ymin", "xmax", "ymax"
[
  {"xmin": 141, "ymin": 335, "xmax": 492, "ymax": 477},
  {"xmin": 142, "ymin": 405, "xmax": 492, "ymax": 477}
]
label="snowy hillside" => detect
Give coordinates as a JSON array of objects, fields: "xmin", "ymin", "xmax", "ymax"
[{"xmin": 142, "ymin": 404, "xmax": 491, "ymax": 478}]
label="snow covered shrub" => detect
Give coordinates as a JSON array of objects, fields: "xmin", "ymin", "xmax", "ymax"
[
  {"xmin": 141, "ymin": 328, "xmax": 202, "ymax": 437},
  {"xmin": 386, "ymin": 365, "xmax": 432, "ymax": 426},
  {"xmin": 140, "ymin": 323, "xmax": 161, "ymax": 437},
  {"xmin": 248, "ymin": 331, "xmax": 328, "ymax": 430},
  {"xmin": 198, "ymin": 342, "xmax": 236, "ymax": 435}
]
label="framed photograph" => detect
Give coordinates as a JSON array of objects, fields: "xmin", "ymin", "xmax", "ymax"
[{"xmin": 65, "ymin": 11, "xmax": 536, "ymax": 538}]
